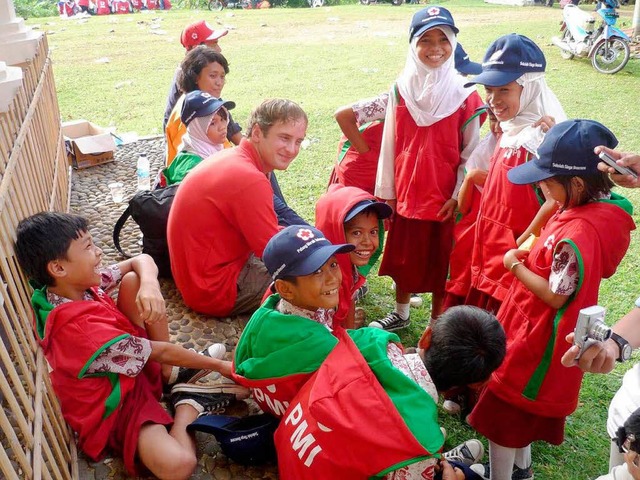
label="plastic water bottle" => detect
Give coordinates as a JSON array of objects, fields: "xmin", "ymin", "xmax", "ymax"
[{"xmin": 136, "ymin": 153, "xmax": 150, "ymax": 191}]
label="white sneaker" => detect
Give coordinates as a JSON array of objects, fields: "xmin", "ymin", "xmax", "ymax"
[
  {"xmin": 442, "ymin": 399, "xmax": 462, "ymax": 415},
  {"xmin": 443, "ymin": 439, "xmax": 485, "ymax": 466},
  {"xmin": 409, "ymin": 294, "xmax": 423, "ymax": 308}
]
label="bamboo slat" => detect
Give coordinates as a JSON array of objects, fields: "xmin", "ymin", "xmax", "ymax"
[{"xmin": 0, "ymin": 33, "xmax": 76, "ymax": 480}]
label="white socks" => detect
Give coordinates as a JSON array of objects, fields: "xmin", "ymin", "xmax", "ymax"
[
  {"xmin": 395, "ymin": 302, "xmax": 410, "ymax": 320},
  {"xmin": 489, "ymin": 442, "xmax": 531, "ymax": 480}
]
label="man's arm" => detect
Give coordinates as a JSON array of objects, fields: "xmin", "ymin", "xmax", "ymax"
[{"xmin": 561, "ymin": 306, "xmax": 640, "ymax": 373}]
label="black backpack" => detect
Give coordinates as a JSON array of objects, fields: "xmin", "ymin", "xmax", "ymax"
[{"xmin": 113, "ymin": 184, "xmax": 179, "ymax": 278}]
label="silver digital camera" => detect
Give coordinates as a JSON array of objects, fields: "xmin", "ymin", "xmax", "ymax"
[{"xmin": 573, "ymin": 305, "xmax": 612, "ymax": 359}]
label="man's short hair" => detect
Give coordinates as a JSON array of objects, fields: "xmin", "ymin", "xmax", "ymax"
[
  {"xmin": 15, "ymin": 212, "xmax": 89, "ymax": 287},
  {"xmin": 424, "ymin": 305, "xmax": 506, "ymax": 392},
  {"xmin": 178, "ymin": 46, "xmax": 230, "ymax": 94},
  {"xmin": 246, "ymin": 99, "xmax": 308, "ymax": 137}
]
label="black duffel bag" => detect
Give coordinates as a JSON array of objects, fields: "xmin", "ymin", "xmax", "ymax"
[{"xmin": 113, "ymin": 184, "xmax": 179, "ymax": 278}]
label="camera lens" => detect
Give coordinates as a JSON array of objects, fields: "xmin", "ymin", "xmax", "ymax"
[{"xmin": 589, "ymin": 322, "xmax": 612, "ymax": 342}]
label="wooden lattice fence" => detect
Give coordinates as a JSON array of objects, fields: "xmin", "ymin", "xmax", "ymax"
[{"xmin": 0, "ymin": 34, "xmax": 77, "ymax": 480}]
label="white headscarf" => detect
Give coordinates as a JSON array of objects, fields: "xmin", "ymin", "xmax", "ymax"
[
  {"xmin": 499, "ymin": 72, "xmax": 566, "ymax": 152},
  {"xmin": 376, "ymin": 26, "xmax": 476, "ymax": 199},
  {"xmin": 179, "ymin": 112, "xmax": 224, "ymax": 159},
  {"xmin": 395, "ymin": 26, "xmax": 473, "ymax": 127}
]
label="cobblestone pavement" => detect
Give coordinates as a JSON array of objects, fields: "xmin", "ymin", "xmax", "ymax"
[{"xmin": 70, "ymin": 138, "xmax": 279, "ymax": 480}]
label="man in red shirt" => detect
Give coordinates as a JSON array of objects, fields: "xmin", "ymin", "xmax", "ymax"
[{"xmin": 167, "ymin": 99, "xmax": 308, "ymax": 317}]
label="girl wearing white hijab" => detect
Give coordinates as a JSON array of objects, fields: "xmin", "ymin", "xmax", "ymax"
[
  {"xmin": 464, "ymin": 33, "xmax": 567, "ymax": 314},
  {"xmin": 162, "ymin": 90, "xmax": 234, "ymax": 186},
  {"xmin": 463, "ymin": 36, "xmax": 566, "ymax": 480},
  {"xmin": 361, "ymin": 6, "xmax": 484, "ymax": 331}
]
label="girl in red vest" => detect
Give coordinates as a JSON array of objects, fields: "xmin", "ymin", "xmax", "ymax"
[
  {"xmin": 354, "ymin": 6, "xmax": 484, "ymax": 331},
  {"xmin": 468, "ymin": 119, "xmax": 636, "ymax": 480},
  {"xmin": 463, "ymin": 34, "xmax": 566, "ymax": 314}
]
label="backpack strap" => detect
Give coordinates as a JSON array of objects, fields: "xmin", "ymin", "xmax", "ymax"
[{"xmin": 113, "ymin": 205, "xmax": 133, "ymax": 258}]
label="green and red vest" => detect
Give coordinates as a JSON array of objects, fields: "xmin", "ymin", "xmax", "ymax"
[
  {"xmin": 275, "ymin": 327, "xmax": 443, "ymax": 479},
  {"xmin": 490, "ymin": 196, "xmax": 634, "ymax": 417}
]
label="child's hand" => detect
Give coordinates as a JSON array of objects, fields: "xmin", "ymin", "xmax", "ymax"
[
  {"xmin": 625, "ymin": 451, "xmax": 640, "ymax": 479},
  {"xmin": 533, "ymin": 116, "xmax": 556, "ymax": 133},
  {"xmin": 136, "ymin": 280, "xmax": 166, "ymax": 325},
  {"xmin": 503, "ymin": 249, "xmax": 528, "ymax": 271},
  {"xmin": 437, "ymin": 459, "xmax": 464, "ymax": 480},
  {"xmin": 437, "ymin": 199, "xmax": 458, "ymax": 222}
]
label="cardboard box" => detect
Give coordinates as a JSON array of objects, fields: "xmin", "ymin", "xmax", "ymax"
[{"xmin": 62, "ymin": 120, "xmax": 117, "ymax": 169}]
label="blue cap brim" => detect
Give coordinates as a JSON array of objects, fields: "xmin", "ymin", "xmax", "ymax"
[
  {"xmin": 464, "ymin": 69, "xmax": 523, "ymax": 88},
  {"xmin": 187, "ymin": 414, "xmax": 236, "ymax": 435},
  {"xmin": 345, "ymin": 200, "xmax": 393, "ymax": 222},
  {"xmin": 507, "ymin": 159, "xmax": 554, "ymax": 185},
  {"xmin": 412, "ymin": 22, "xmax": 459, "ymax": 40},
  {"xmin": 285, "ymin": 243, "xmax": 355, "ymax": 278},
  {"xmin": 457, "ymin": 61, "xmax": 483, "ymax": 76}
]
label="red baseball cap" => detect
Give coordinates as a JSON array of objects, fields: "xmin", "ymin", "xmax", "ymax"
[{"xmin": 180, "ymin": 21, "xmax": 228, "ymax": 50}]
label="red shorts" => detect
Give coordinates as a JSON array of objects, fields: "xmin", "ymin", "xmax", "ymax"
[
  {"xmin": 108, "ymin": 359, "xmax": 173, "ymax": 476},
  {"xmin": 379, "ymin": 215, "xmax": 453, "ymax": 294}
]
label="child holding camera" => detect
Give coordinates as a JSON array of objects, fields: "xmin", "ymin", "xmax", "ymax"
[{"xmin": 467, "ymin": 120, "xmax": 635, "ymax": 480}]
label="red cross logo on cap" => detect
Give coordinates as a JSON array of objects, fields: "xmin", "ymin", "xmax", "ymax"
[
  {"xmin": 191, "ymin": 32, "xmax": 198, "ymax": 40},
  {"xmin": 427, "ymin": 6, "xmax": 440, "ymax": 15},
  {"xmin": 296, "ymin": 228, "xmax": 314, "ymax": 241}
]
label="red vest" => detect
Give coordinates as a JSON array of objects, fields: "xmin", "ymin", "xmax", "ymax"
[
  {"xmin": 394, "ymin": 92, "xmax": 484, "ymax": 221},
  {"xmin": 315, "ymin": 185, "xmax": 382, "ymax": 327},
  {"xmin": 96, "ymin": 0, "xmax": 110, "ymax": 14},
  {"xmin": 130, "ymin": 0, "xmax": 142, "ymax": 8},
  {"xmin": 113, "ymin": 0, "xmax": 129, "ymax": 13},
  {"xmin": 470, "ymin": 146, "xmax": 542, "ymax": 302},
  {"xmin": 489, "ymin": 200, "xmax": 634, "ymax": 417},
  {"xmin": 275, "ymin": 329, "xmax": 440, "ymax": 480},
  {"xmin": 146, "ymin": 0, "xmax": 157, "ymax": 9},
  {"xmin": 446, "ymin": 187, "xmax": 482, "ymax": 298},
  {"xmin": 335, "ymin": 121, "xmax": 384, "ymax": 196},
  {"xmin": 39, "ymin": 288, "xmax": 160, "ymax": 460}
]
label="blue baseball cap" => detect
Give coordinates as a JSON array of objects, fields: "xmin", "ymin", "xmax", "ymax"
[
  {"xmin": 455, "ymin": 43, "xmax": 482, "ymax": 76},
  {"xmin": 464, "ymin": 34, "xmax": 546, "ymax": 87},
  {"xmin": 507, "ymin": 119, "xmax": 618, "ymax": 185},
  {"xmin": 345, "ymin": 199, "xmax": 393, "ymax": 222},
  {"xmin": 187, "ymin": 414, "xmax": 279, "ymax": 465},
  {"xmin": 181, "ymin": 90, "xmax": 236, "ymax": 126},
  {"xmin": 263, "ymin": 225, "xmax": 355, "ymax": 280},
  {"xmin": 409, "ymin": 6, "xmax": 459, "ymax": 42}
]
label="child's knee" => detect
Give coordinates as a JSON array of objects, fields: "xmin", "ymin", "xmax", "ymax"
[
  {"xmin": 120, "ymin": 270, "xmax": 141, "ymax": 292},
  {"xmin": 168, "ymin": 450, "xmax": 197, "ymax": 480}
]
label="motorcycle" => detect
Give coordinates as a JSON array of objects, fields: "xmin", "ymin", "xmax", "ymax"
[{"xmin": 551, "ymin": 0, "xmax": 630, "ymax": 74}]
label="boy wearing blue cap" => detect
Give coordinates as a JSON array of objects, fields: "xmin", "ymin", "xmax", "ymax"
[
  {"xmin": 161, "ymin": 90, "xmax": 235, "ymax": 186},
  {"xmin": 467, "ymin": 120, "xmax": 635, "ymax": 480},
  {"xmin": 233, "ymin": 226, "xmax": 504, "ymax": 480},
  {"xmin": 463, "ymin": 33, "xmax": 567, "ymax": 316}
]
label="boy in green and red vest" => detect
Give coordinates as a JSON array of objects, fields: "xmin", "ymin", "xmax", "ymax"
[
  {"xmin": 233, "ymin": 225, "xmax": 506, "ymax": 479},
  {"xmin": 15, "ymin": 212, "xmax": 246, "ymax": 480}
]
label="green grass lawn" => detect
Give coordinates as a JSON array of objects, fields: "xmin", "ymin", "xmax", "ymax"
[{"xmin": 30, "ymin": 2, "xmax": 640, "ymax": 478}]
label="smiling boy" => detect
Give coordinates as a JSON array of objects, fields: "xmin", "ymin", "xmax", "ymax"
[
  {"xmin": 315, "ymin": 184, "xmax": 392, "ymax": 328},
  {"xmin": 15, "ymin": 212, "xmax": 238, "ymax": 480},
  {"xmin": 167, "ymin": 99, "xmax": 308, "ymax": 318}
]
